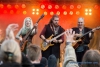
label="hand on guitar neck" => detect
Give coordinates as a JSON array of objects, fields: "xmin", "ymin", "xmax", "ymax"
[
  {"xmin": 74, "ymin": 34, "xmax": 82, "ymax": 39},
  {"xmin": 34, "ymin": 23, "xmax": 38, "ymax": 29},
  {"xmin": 44, "ymin": 38, "xmax": 58, "ymax": 43}
]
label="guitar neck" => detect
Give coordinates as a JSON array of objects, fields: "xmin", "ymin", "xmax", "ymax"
[
  {"xmin": 23, "ymin": 14, "xmax": 44, "ymax": 40},
  {"xmin": 79, "ymin": 28, "xmax": 94, "ymax": 38},
  {"xmin": 50, "ymin": 31, "xmax": 65, "ymax": 41}
]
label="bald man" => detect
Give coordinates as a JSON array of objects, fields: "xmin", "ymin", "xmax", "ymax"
[{"xmin": 72, "ymin": 17, "xmax": 94, "ymax": 64}]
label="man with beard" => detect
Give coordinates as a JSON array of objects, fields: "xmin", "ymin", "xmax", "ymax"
[{"xmin": 40, "ymin": 14, "xmax": 65, "ymax": 66}]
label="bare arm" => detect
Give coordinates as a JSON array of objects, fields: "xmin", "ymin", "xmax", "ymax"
[
  {"xmin": 63, "ymin": 29, "xmax": 79, "ymax": 67},
  {"xmin": 6, "ymin": 24, "xmax": 18, "ymax": 40}
]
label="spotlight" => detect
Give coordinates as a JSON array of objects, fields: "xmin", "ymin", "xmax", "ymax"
[
  {"xmin": 76, "ymin": 11, "xmax": 80, "ymax": 15},
  {"xmin": 48, "ymin": 5, "xmax": 52, "ymax": 9},
  {"xmin": 56, "ymin": 11, "xmax": 60, "ymax": 15},
  {"xmin": 32, "ymin": 12, "xmax": 35, "ymax": 15},
  {"xmin": 32, "ymin": 9, "xmax": 35, "ymax": 11},
  {"xmin": 62, "ymin": 5, "xmax": 66, "ymax": 9},
  {"xmin": 89, "ymin": 13, "xmax": 92, "ymax": 15},
  {"xmin": 70, "ymin": 5, "xmax": 74, "ymax": 9},
  {"xmin": 69, "ymin": 11, "xmax": 73, "ymax": 15},
  {"xmin": 55, "ymin": 5, "xmax": 59, "ymax": 9},
  {"xmin": 23, "ymin": 11, "xmax": 27, "ymax": 15},
  {"xmin": 50, "ymin": 11, "xmax": 54, "ymax": 15},
  {"xmin": 36, "ymin": 12, "xmax": 39, "ymax": 15},
  {"xmin": 0, "ymin": 4, "xmax": 4, "ymax": 8},
  {"xmin": 94, "ymin": 5, "xmax": 99, "ymax": 9},
  {"xmin": 89, "ymin": 9, "xmax": 92, "ymax": 12},
  {"xmin": 85, "ymin": 9, "xmax": 88, "ymax": 12},
  {"xmin": 44, "ymin": 11, "xmax": 47, "ymax": 15},
  {"xmin": 10, "ymin": 10, "xmax": 14, "ymax": 14},
  {"xmin": 41, "ymin": 5, "xmax": 45, "ymax": 9},
  {"xmin": 15, "ymin": 5, "xmax": 19, "ymax": 9},
  {"xmin": 85, "ymin": 13, "xmax": 88, "ymax": 15},
  {"xmin": 77, "ymin": 5, "xmax": 81, "ymax": 9},
  {"xmin": 7, "ymin": 4, "xmax": 11, "ymax": 9},
  {"xmin": 36, "ymin": 9, "xmax": 39, "ymax": 12},
  {"xmin": 22, "ymin": 4, "xmax": 26, "ymax": 8},
  {"xmin": 63, "ymin": 11, "xmax": 67, "ymax": 15}
]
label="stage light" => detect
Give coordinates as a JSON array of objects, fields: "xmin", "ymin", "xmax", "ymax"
[
  {"xmin": 89, "ymin": 13, "xmax": 92, "ymax": 15},
  {"xmin": 22, "ymin": 4, "xmax": 26, "ymax": 8},
  {"xmin": 76, "ymin": 11, "xmax": 80, "ymax": 15},
  {"xmin": 63, "ymin": 11, "xmax": 67, "ymax": 15},
  {"xmin": 56, "ymin": 11, "xmax": 60, "ymax": 15},
  {"xmin": 23, "ymin": 11, "xmax": 27, "ymax": 15},
  {"xmin": 0, "ymin": 4, "xmax": 4, "ymax": 8},
  {"xmin": 85, "ymin": 13, "xmax": 88, "ymax": 15},
  {"xmin": 62, "ymin": 5, "xmax": 66, "ymax": 9},
  {"xmin": 70, "ymin": 5, "xmax": 74, "ymax": 9},
  {"xmin": 41, "ymin": 5, "xmax": 45, "ymax": 9},
  {"xmin": 50, "ymin": 11, "xmax": 54, "ymax": 15},
  {"xmin": 32, "ymin": 9, "xmax": 35, "ymax": 11},
  {"xmin": 48, "ymin": 5, "xmax": 52, "ymax": 9},
  {"xmin": 69, "ymin": 11, "xmax": 73, "ymax": 15},
  {"xmin": 85, "ymin": 9, "xmax": 88, "ymax": 12},
  {"xmin": 36, "ymin": 9, "xmax": 39, "ymax": 11},
  {"xmin": 89, "ymin": 9, "xmax": 92, "ymax": 12},
  {"xmin": 44, "ymin": 11, "xmax": 47, "ymax": 15},
  {"xmin": 32, "ymin": 12, "xmax": 35, "ymax": 15},
  {"xmin": 10, "ymin": 10, "xmax": 14, "ymax": 14},
  {"xmin": 36, "ymin": 12, "xmax": 39, "ymax": 15},
  {"xmin": 94, "ymin": 5, "xmax": 99, "ymax": 9},
  {"xmin": 55, "ymin": 5, "xmax": 59, "ymax": 9},
  {"xmin": 15, "ymin": 4, "xmax": 19, "ymax": 9},
  {"xmin": 7, "ymin": 4, "xmax": 12, "ymax": 9},
  {"xmin": 77, "ymin": 5, "xmax": 81, "ymax": 9}
]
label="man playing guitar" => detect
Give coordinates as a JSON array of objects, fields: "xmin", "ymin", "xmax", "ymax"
[
  {"xmin": 72, "ymin": 17, "xmax": 94, "ymax": 64},
  {"xmin": 40, "ymin": 14, "xmax": 65, "ymax": 66}
]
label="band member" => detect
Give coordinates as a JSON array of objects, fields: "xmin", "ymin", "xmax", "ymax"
[
  {"xmin": 16, "ymin": 17, "xmax": 38, "ymax": 54},
  {"xmin": 40, "ymin": 14, "xmax": 65, "ymax": 63},
  {"xmin": 72, "ymin": 17, "xmax": 94, "ymax": 63}
]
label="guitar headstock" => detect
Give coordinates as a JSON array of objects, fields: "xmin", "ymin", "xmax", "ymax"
[
  {"xmin": 40, "ymin": 14, "xmax": 45, "ymax": 19},
  {"xmin": 92, "ymin": 26, "xmax": 100, "ymax": 31},
  {"xmin": 36, "ymin": 13, "xmax": 45, "ymax": 23}
]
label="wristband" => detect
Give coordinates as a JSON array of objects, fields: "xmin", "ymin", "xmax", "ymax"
[{"xmin": 66, "ymin": 42, "xmax": 72, "ymax": 45}]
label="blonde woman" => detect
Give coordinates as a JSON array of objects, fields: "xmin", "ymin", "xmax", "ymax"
[{"xmin": 16, "ymin": 17, "xmax": 38, "ymax": 54}]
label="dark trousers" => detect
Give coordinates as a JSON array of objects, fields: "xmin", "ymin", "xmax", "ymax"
[{"xmin": 75, "ymin": 46, "xmax": 89, "ymax": 63}]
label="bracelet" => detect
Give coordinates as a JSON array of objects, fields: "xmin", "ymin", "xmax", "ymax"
[{"xmin": 66, "ymin": 42, "xmax": 72, "ymax": 45}]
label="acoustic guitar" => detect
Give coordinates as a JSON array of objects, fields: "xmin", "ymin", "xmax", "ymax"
[
  {"xmin": 20, "ymin": 14, "xmax": 45, "ymax": 51},
  {"xmin": 72, "ymin": 26, "xmax": 100, "ymax": 49}
]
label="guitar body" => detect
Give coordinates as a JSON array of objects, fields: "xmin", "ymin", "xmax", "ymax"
[
  {"xmin": 20, "ymin": 40, "xmax": 28, "ymax": 51},
  {"xmin": 72, "ymin": 39, "xmax": 82, "ymax": 49},
  {"xmin": 72, "ymin": 26, "xmax": 100, "ymax": 49},
  {"xmin": 41, "ymin": 34, "xmax": 54, "ymax": 51}
]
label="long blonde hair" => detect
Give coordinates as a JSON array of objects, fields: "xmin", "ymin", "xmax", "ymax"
[{"xmin": 22, "ymin": 17, "xmax": 33, "ymax": 29}]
